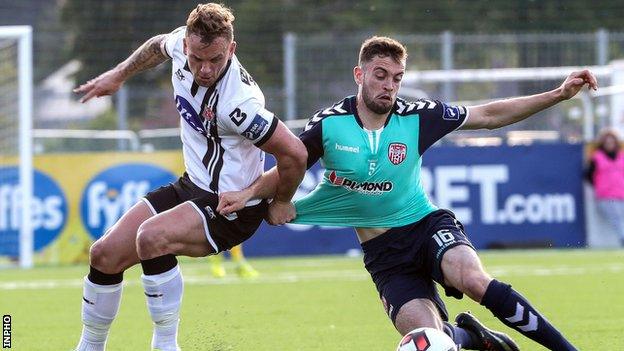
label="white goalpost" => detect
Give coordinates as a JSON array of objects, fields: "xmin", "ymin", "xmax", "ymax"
[{"xmin": 0, "ymin": 26, "xmax": 33, "ymax": 268}]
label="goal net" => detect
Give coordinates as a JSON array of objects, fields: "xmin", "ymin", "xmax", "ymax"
[{"xmin": 0, "ymin": 26, "xmax": 33, "ymax": 268}]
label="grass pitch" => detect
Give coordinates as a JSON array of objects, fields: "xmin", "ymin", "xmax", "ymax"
[{"xmin": 1, "ymin": 249, "xmax": 623, "ymax": 350}]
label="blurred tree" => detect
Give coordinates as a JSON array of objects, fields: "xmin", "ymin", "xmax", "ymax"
[
  {"xmin": 58, "ymin": 0, "xmax": 624, "ymax": 127},
  {"xmin": 0, "ymin": 0, "xmax": 67, "ymax": 82},
  {"xmin": 60, "ymin": 0, "xmax": 206, "ymax": 127},
  {"xmin": 61, "ymin": 0, "xmax": 186, "ymax": 85},
  {"xmin": 61, "ymin": 0, "xmax": 624, "ymax": 87}
]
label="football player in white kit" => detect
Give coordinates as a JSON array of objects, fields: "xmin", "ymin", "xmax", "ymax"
[{"xmin": 72, "ymin": 4, "xmax": 307, "ymax": 351}]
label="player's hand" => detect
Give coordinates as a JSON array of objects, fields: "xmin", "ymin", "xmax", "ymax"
[
  {"xmin": 73, "ymin": 69, "xmax": 125, "ymax": 103},
  {"xmin": 267, "ymin": 200, "xmax": 296, "ymax": 226},
  {"xmin": 558, "ymin": 69, "xmax": 598, "ymax": 100},
  {"xmin": 217, "ymin": 190, "xmax": 251, "ymax": 216}
]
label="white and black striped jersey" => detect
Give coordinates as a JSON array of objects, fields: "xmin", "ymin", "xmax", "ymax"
[{"xmin": 162, "ymin": 27, "xmax": 278, "ymax": 196}]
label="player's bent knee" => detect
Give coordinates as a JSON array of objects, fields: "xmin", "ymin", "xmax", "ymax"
[
  {"xmin": 88, "ymin": 241, "xmax": 106, "ymax": 268},
  {"xmin": 136, "ymin": 220, "xmax": 170, "ymax": 259},
  {"xmin": 89, "ymin": 240, "xmax": 123, "ymax": 273}
]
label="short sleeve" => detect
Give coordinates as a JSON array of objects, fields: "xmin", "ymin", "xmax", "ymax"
[
  {"xmin": 221, "ymin": 98, "xmax": 278, "ymax": 147},
  {"xmin": 299, "ymin": 119, "xmax": 323, "ymax": 169},
  {"xmin": 418, "ymin": 100, "xmax": 469, "ymax": 154},
  {"xmin": 162, "ymin": 26, "xmax": 185, "ymax": 59}
]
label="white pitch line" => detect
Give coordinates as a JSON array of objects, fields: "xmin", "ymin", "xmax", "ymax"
[
  {"xmin": 1, "ymin": 264, "xmax": 623, "ymax": 291},
  {"xmin": 0, "ymin": 270, "xmax": 369, "ymax": 290},
  {"xmin": 488, "ymin": 263, "xmax": 624, "ymax": 277}
]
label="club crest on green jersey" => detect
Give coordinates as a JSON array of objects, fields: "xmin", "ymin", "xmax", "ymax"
[{"xmin": 388, "ymin": 143, "xmax": 407, "ymax": 165}]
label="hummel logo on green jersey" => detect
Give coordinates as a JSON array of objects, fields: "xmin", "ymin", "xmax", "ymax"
[{"xmin": 335, "ymin": 143, "xmax": 360, "ymax": 153}]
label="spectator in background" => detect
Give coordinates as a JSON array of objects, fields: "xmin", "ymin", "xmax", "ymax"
[{"xmin": 586, "ymin": 128, "xmax": 624, "ymax": 246}]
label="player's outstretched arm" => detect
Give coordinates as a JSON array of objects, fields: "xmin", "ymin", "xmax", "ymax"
[
  {"xmin": 462, "ymin": 69, "xmax": 598, "ymax": 130},
  {"xmin": 74, "ymin": 34, "xmax": 170, "ymax": 103}
]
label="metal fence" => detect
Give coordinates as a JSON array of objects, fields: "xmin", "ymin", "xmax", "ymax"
[
  {"xmin": 289, "ymin": 30, "xmax": 624, "ymax": 113},
  {"xmin": 278, "ymin": 30, "xmax": 624, "ymax": 144},
  {"xmin": 4, "ymin": 0, "xmax": 624, "ymax": 150},
  {"xmin": 84, "ymin": 30, "xmax": 624, "ymax": 138}
]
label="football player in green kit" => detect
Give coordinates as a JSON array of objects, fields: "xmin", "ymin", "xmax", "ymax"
[{"xmin": 217, "ymin": 36, "xmax": 597, "ymax": 351}]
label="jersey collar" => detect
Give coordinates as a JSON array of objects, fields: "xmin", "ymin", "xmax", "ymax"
[
  {"xmin": 349, "ymin": 95, "xmax": 394, "ymax": 129},
  {"xmin": 213, "ymin": 58, "xmax": 232, "ymax": 87}
]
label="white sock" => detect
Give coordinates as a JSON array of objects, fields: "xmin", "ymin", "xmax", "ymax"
[
  {"xmin": 76, "ymin": 277, "xmax": 123, "ymax": 351},
  {"xmin": 142, "ymin": 265, "xmax": 183, "ymax": 351}
]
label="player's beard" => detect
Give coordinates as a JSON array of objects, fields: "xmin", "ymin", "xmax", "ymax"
[{"xmin": 362, "ymin": 85, "xmax": 393, "ymax": 115}]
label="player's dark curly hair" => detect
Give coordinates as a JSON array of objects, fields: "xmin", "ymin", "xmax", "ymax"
[
  {"xmin": 186, "ymin": 3, "xmax": 235, "ymax": 43},
  {"xmin": 359, "ymin": 36, "xmax": 407, "ymax": 65}
]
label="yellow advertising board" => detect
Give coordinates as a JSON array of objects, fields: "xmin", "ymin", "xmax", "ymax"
[{"xmin": 1, "ymin": 151, "xmax": 184, "ymax": 264}]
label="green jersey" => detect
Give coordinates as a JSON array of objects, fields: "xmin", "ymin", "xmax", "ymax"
[{"xmin": 293, "ymin": 96, "xmax": 468, "ymax": 228}]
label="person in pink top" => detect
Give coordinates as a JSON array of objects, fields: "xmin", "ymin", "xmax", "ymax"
[{"xmin": 585, "ymin": 128, "xmax": 624, "ymax": 245}]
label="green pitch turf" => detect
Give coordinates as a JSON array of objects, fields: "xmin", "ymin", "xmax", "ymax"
[{"xmin": 1, "ymin": 249, "xmax": 623, "ymax": 350}]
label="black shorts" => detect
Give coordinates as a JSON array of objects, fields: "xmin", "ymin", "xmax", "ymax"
[
  {"xmin": 361, "ymin": 209, "xmax": 475, "ymax": 323},
  {"xmin": 143, "ymin": 173, "xmax": 268, "ymax": 253}
]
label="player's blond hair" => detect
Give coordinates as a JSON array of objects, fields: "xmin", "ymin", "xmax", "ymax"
[
  {"xmin": 186, "ymin": 3, "xmax": 235, "ymax": 43},
  {"xmin": 358, "ymin": 36, "xmax": 407, "ymax": 65}
]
